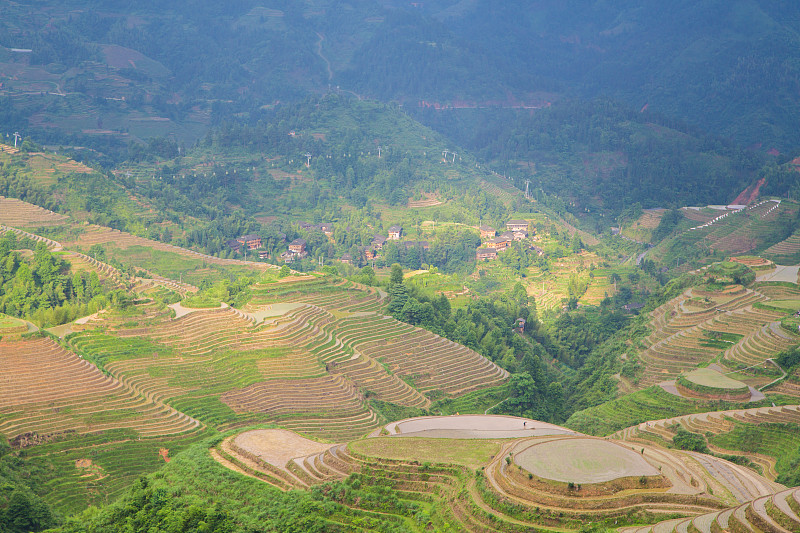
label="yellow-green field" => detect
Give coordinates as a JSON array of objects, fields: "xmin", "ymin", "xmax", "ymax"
[{"xmin": 349, "ymin": 436, "xmax": 502, "ymax": 468}]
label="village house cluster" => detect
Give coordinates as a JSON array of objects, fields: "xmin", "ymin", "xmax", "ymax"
[
  {"xmin": 226, "ymin": 218, "xmax": 541, "ymax": 268},
  {"xmin": 225, "ymin": 221, "xmax": 419, "ymax": 267},
  {"xmin": 475, "ymin": 219, "xmax": 541, "ymax": 261}
]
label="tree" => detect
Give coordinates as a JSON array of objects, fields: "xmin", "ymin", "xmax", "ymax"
[
  {"xmin": 570, "ymin": 234, "xmax": 582, "ymax": 253},
  {"xmin": 358, "ymin": 265, "xmax": 376, "ymax": 285},
  {"xmin": 389, "ymin": 263, "xmax": 404, "ymax": 285},
  {"xmin": 4, "ymin": 490, "xmax": 56, "ymax": 533}
]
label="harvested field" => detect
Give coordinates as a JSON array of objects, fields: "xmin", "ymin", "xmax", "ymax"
[
  {"xmin": 233, "ymin": 428, "xmax": 331, "ymax": 467},
  {"xmin": 220, "ymin": 375, "xmax": 364, "ymax": 416},
  {"xmin": 515, "ymin": 437, "xmax": 660, "ymax": 483},
  {"xmin": 730, "ymin": 256, "xmax": 773, "ymax": 268},
  {"xmin": 0, "ymin": 337, "xmax": 200, "ymax": 442}
]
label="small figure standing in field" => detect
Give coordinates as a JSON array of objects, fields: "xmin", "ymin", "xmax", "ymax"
[{"xmin": 523, "ymin": 421, "xmax": 526, "ymax": 428}]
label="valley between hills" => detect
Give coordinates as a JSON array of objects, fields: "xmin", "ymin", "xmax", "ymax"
[{"xmin": 0, "ymin": 140, "xmax": 799, "ymax": 532}]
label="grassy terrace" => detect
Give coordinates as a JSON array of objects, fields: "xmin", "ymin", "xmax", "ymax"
[
  {"xmin": 349, "ymin": 437, "xmax": 502, "ymax": 468},
  {"xmin": 631, "ymin": 275, "xmax": 800, "ymax": 389},
  {"xmin": 564, "ymin": 386, "xmax": 771, "ymax": 437},
  {"xmin": 709, "ymin": 421, "xmax": 800, "ymax": 482},
  {"xmin": 16, "ymin": 428, "xmax": 213, "ymax": 515}
]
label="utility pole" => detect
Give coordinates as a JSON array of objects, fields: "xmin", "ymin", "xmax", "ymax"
[
  {"xmin": 305, "ymin": 152, "xmax": 312, "ymax": 167},
  {"xmin": 377, "ymin": 146, "xmax": 381, "ymax": 158},
  {"xmin": 525, "ymin": 180, "xmax": 531, "ymax": 199},
  {"xmin": 12, "ymin": 132, "xmax": 21, "ymax": 148}
]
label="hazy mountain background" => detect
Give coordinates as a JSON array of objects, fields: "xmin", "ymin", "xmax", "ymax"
[{"xmin": 2, "ymin": 0, "xmax": 800, "ymax": 210}]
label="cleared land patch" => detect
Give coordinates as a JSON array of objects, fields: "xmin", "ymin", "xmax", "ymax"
[{"xmin": 233, "ymin": 428, "xmax": 331, "ymax": 467}]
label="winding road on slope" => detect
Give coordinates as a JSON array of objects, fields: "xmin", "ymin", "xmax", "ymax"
[{"xmin": 316, "ymin": 33, "xmax": 333, "ymax": 82}]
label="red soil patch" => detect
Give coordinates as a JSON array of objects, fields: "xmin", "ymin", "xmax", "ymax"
[
  {"xmin": 729, "ymin": 257, "xmax": 771, "ymax": 268},
  {"xmin": 159, "ymin": 448, "xmax": 170, "ymax": 462},
  {"xmin": 732, "ymin": 178, "xmax": 765, "ymax": 205}
]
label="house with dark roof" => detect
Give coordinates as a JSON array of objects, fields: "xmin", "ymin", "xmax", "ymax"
[
  {"xmin": 288, "ymin": 238, "xmax": 307, "ymax": 254},
  {"xmin": 388, "ymin": 225, "xmax": 403, "ymax": 240},
  {"xmin": 479, "ymin": 225, "xmax": 496, "ymax": 239},
  {"xmin": 371, "ymin": 235, "xmax": 387, "ymax": 249},
  {"xmin": 506, "ymin": 220, "xmax": 529, "ymax": 232},
  {"xmin": 476, "ymin": 247, "xmax": 498, "ymax": 261},
  {"xmin": 225, "ymin": 239, "xmax": 242, "ymax": 252},
  {"xmin": 340, "ymin": 253, "xmax": 353, "ymax": 264},
  {"xmin": 237, "ymin": 234, "xmax": 262, "ymax": 250}
]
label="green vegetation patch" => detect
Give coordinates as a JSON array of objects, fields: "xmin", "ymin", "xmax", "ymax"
[
  {"xmin": 5, "ymin": 428, "xmax": 212, "ymax": 516},
  {"xmin": 349, "ymin": 437, "xmax": 501, "ymax": 468},
  {"xmin": 55, "ymin": 437, "xmax": 419, "ymax": 533},
  {"xmin": 69, "ymin": 332, "xmax": 176, "ymax": 369},
  {"xmin": 0, "ymin": 313, "xmax": 26, "ymax": 331},
  {"xmin": 760, "ymin": 299, "xmax": 800, "ymax": 311},
  {"xmin": 708, "ymin": 421, "xmax": 800, "ymax": 486},
  {"xmin": 564, "ymin": 386, "xmax": 752, "ymax": 437}
]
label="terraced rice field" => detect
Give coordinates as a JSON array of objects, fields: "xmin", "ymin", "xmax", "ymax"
[
  {"xmin": 478, "ymin": 174, "xmax": 522, "ymax": 205},
  {"xmin": 0, "ymin": 336, "xmax": 200, "ymax": 444},
  {"xmin": 515, "ymin": 437, "xmax": 660, "ymax": 483},
  {"xmin": 614, "ymin": 405, "xmax": 800, "ymax": 533},
  {"xmin": 63, "ymin": 224, "xmax": 271, "ymax": 269},
  {"xmin": 0, "ymin": 195, "xmax": 69, "ymax": 227},
  {"xmin": 633, "ymin": 283, "xmax": 797, "ymax": 388},
  {"xmin": 66, "ymin": 278, "xmax": 507, "ymax": 441},
  {"xmin": 765, "ymin": 232, "xmax": 800, "ymax": 257},
  {"xmin": 216, "ymin": 415, "xmax": 788, "ymax": 532},
  {"xmin": 614, "ymin": 404, "xmax": 800, "ymax": 479}
]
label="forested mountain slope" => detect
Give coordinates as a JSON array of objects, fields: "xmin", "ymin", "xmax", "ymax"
[{"xmin": 2, "ymin": 0, "xmax": 800, "ymax": 154}]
